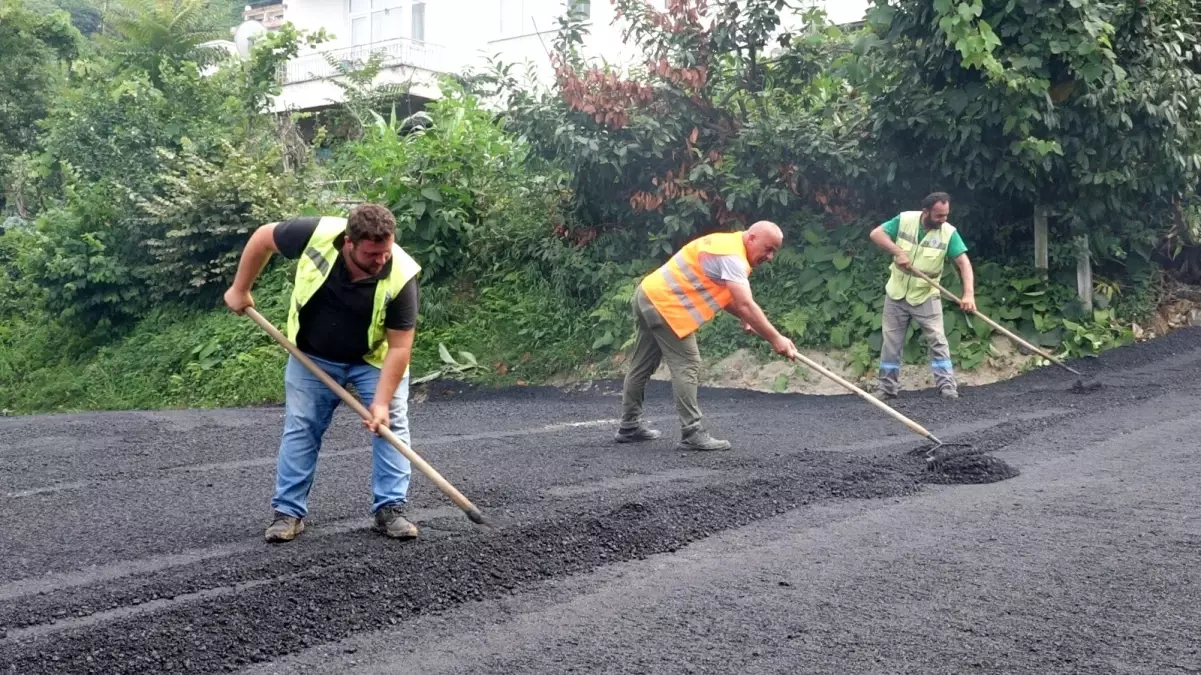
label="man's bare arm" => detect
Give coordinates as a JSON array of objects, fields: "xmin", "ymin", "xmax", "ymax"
[
  {"xmin": 870, "ymin": 225, "xmax": 910, "ymax": 269},
  {"xmin": 366, "ymin": 328, "xmax": 415, "ymax": 433},
  {"xmin": 724, "ymin": 283, "xmax": 798, "ymax": 358},
  {"xmin": 224, "ymin": 223, "xmax": 280, "ymax": 314},
  {"xmin": 954, "ymin": 253, "xmax": 976, "ymax": 312}
]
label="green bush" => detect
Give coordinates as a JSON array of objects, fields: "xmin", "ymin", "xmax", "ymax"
[
  {"xmin": 20, "ymin": 23, "xmax": 325, "ymax": 329},
  {"xmin": 23, "ymin": 174, "xmax": 151, "ymax": 329},
  {"xmin": 338, "ymin": 79, "xmax": 567, "ymax": 283},
  {"xmin": 411, "ymin": 269, "xmax": 596, "ymax": 384},
  {"xmin": 135, "ymin": 138, "xmax": 307, "ymax": 305},
  {"xmin": 0, "ymin": 267, "xmax": 293, "ymax": 413}
]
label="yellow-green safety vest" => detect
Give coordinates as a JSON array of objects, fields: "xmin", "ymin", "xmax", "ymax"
[
  {"xmin": 884, "ymin": 211, "xmax": 957, "ymax": 306},
  {"xmin": 286, "ymin": 216, "xmax": 422, "ymax": 371}
]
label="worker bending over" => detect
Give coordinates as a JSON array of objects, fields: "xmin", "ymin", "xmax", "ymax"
[
  {"xmin": 616, "ymin": 221, "xmax": 800, "ymax": 451},
  {"xmin": 224, "ymin": 204, "xmax": 423, "ymax": 543}
]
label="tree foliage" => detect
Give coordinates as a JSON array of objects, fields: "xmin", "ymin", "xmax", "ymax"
[
  {"xmin": 20, "ymin": 18, "xmax": 322, "ymax": 328},
  {"xmin": 487, "ymin": 1, "xmax": 866, "ymax": 262},
  {"xmin": 134, "ymin": 138, "xmax": 306, "ymax": 302},
  {"xmin": 0, "ymin": 0, "xmax": 81, "ymax": 214},
  {"xmin": 340, "ymin": 80, "xmax": 566, "ymax": 283},
  {"xmin": 22, "ymin": 0, "xmax": 104, "ymax": 36},
  {"xmin": 101, "ymin": 0, "xmax": 227, "ymax": 84},
  {"xmin": 478, "ymin": 0, "xmax": 1180, "ymax": 364},
  {"xmin": 2, "ymin": 0, "xmax": 1196, "ymax": 405},
  {"xmin": 855, "ymin": 0, "xmax": 1201, "ymax": 267}
]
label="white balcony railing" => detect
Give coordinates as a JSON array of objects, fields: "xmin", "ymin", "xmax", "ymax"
[{"xmin": 278, "ymin": 38, "xmax": 447, "ymax": 85}]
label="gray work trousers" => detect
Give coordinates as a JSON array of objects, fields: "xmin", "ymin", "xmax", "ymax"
[
  {"xmin": 619, "ymin": 287, "xmax": 704, "ymax": 435},
  {"xmin": 877, "ymin": 296, "xmax": 956, "ymax": 395}
]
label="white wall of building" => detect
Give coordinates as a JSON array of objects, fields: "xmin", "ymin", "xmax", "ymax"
[
  {"xmin": 283, "ymin": 0, "xmax": 483, "ymax": 63},
  {"xmin": 469, "ymin": 0, "xmax": 648, "ymax": 82},
  {"xmin": 273, "ymin": 0, "xmax": 479, "ymax": 109}
]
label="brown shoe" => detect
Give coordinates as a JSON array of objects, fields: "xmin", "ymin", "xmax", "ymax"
[
  {"xmin": 265, "ymin": 512, "xmax": 305, "ymax": 543},
  {"xmin": 373, "ymin": 503, "xmax": 418, "ymax": 540}
]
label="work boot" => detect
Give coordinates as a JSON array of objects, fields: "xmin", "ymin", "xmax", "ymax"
[
  {"xmin": 940, "ymin": 388, "xmax": 959, "ymax": 400},
  {"xmin": 265, "ymin": 512, "xmax": 305, "ymax": 543},
  {"xmin": 677, "ymin": 429, "xmax": 732, "ymax": 452},
  {"xmin": 873, "ymin": 389, "xmax": 897, "ymax": 401},
  {"xmin": 373, "ymin": 503, "xmax": 418, "ymax": 540},
  {"xmin": 614, "ymin": 423, "xmax": 662, "ymax": 443}
]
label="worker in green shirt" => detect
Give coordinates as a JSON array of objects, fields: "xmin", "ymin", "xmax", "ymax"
[{"xmin": 868, "ymin": 192, "xmax": 975, "ymax": 400}]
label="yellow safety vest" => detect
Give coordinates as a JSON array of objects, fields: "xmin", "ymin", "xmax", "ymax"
[
  {"xmin": 286, "ymin": 216, "xmax": 422, "ymax": 370},
  {"xmin": 884, "ymin": 211, "xmax": 957, "ymax": 306},
  {"xmin": 640, "ymin": 231, "xmax": 750, "ymax": 339}
]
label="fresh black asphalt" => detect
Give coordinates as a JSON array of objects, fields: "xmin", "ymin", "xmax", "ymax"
[{"xmin": 2, "ymin": 328, "xmax": 1200, "ymax": 673}]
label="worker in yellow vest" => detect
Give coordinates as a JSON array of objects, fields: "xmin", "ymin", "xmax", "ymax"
[
  {"xmin": 869, "ymin": 192, "xmax": 976, "ymax": 400},
  {"xmin": 616, "ymin": 221, "xmax": 800, "ymax": 451},
  {"xmin": 224, "ymin": 204, "xmax": 424, "ymax": 543}
]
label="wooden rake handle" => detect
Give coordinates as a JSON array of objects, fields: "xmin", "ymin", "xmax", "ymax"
[
  {"xmin": 904, "ymin": 268, "xmax": 1082, "ymax": 376},
  {"xmin": 244, "ymin": 308, "xmax": 490, "ymax": 526},
  {"xmin": 786, "ymin": 349, "xmax": 942, "ymax": 446}
]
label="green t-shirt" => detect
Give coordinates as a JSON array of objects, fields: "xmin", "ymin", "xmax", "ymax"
[{"xmin": 881, "ymin": 215, "xmax": 968, "ymax": 258}]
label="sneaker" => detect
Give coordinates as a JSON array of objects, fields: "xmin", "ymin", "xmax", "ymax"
[
  {"xmin": 614, "ymin": 424, "xmax": 662, "ymax": 443},
  {"xmin": 265, "ymin": 512, "xmax": 305, "ymax": 543},
  {"xmin": 677, "ymin": 429, "xmax": 732, "ymax": 452},
  {"xmin": 873, "ymin": 390, "xmax": 898, "ymax": 401},
  {"xmin": 940, "ymin": 388, "xmax": 959, "ymax": 399},
  {"xmin": 373, "ymin": 503, "xmax": 419, "ymax": 540}
]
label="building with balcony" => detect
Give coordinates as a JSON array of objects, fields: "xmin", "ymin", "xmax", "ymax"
[
  {"xmin": 243, "ymin": 0, "xmax": 287, "ymax": 29},
  {"xmin": 265, "ymin": 0, "xmax": 869, "ymax": 112},
  {"xmin": 266, "ymin": 0, "xmax": 466, "ymax": 111}
]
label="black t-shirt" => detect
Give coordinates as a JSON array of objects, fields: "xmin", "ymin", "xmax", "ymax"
[{"xmin": 273, "ymin": 217, "xmax": 419, "ymax": 364}]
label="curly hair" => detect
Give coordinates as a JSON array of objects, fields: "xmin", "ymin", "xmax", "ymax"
[{"xmin": 346, "ymin": 203, "xmax": 396, "ymax": 243}]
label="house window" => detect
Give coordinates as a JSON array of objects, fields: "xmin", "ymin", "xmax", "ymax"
[
  {"xmin": 568, "ymin": 0, "xmax": 589, "ymax": 20},
  {"xmin": 498, "ymin": 0, "xmax": 587, "ymax": 38},
  {"xmin": 499, "ymin": 0, "xmax": 521, "ymax": 37},
  {"xmin": 412, "ymin": 1, "xmax": 425, "ymax": 41},
  {"xmin": 349, "ymin": 0, "xmax": 425, "ymax": 46}
]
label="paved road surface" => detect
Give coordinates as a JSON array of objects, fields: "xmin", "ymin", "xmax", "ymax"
[{"xmin": 2, "ymin": 328, "xmax": 1200, "ymax": 674}]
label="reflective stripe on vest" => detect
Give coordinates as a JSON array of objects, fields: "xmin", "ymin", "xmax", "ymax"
[
  {"xmin": 640, "ymin": 231, "xmax": 749, "ymax": 339},
  {"xmin": 286, "ymin": 216, "xmax": 422, "ymax": 370},
  {"xmin": 304, "ymin": 246, "xmax": 330, "ymax": 276},
  {"xmin": 884, "ymin": 211, "xmax": 956, "ymax": 306}
]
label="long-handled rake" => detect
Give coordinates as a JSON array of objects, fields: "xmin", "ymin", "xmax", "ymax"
[
  {"xmin": 781, "ymin": 349, "xmax": 951, "ymax": 453},
  {"xmin": 904, "ymin": 268, "xmax": 1099, "ymax": 391},
  {"xmin": 244, "ymin": 307, "xmax": 493, "ymax": 528}
]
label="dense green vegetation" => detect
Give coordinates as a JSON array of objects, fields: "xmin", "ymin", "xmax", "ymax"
[{"xmin": 1, "ymin": 0, "xmax": 1199, "ymax": 413}]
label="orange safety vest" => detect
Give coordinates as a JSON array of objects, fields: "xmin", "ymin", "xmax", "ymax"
[{"xmin": 640, "ymin": 231, "xmax": 750, "ymax": 339}]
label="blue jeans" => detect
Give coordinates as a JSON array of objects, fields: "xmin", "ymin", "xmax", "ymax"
[{"xmin": 273, "ymin": 353, "xmax": 411, "ymax": 518}]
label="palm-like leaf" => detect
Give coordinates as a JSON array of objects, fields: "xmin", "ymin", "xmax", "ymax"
[{"xmin": 103, "ymin": 0, "xmax": 226, "ymax": 81}]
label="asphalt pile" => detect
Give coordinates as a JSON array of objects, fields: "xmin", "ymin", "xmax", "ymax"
[{"xmin": 923, "ymin": 446, "xmax": 1020, "ymax": 485}]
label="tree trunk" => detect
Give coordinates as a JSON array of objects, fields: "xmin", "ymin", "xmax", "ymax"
[
  {"xmin": 1034, "ymin": 205, "xmax": 1048, "ymax": 270},
  {"xmin": 1076, "ymin": 234, "xmax": 1093, "ymax": 311}
]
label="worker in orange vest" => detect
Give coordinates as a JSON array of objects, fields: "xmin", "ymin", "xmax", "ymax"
[{"xmin": 615, "ymin": 221, "xmax": 800, "ymax": 451}]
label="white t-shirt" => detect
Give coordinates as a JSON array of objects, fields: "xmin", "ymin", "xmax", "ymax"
[{"xmin": 699, "ymin": 253, "xmax": 749, "ymax": 286}]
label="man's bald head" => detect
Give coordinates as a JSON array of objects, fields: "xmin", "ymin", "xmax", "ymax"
[{"xmin": 743, "ymin": 220, "xmax": 784, "ymax": 266}]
